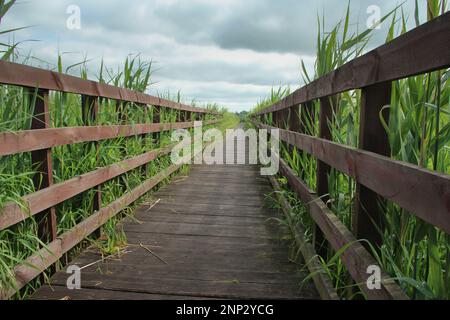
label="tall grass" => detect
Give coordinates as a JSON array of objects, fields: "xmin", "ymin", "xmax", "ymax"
[
  {"xmin": 0, "ymin": 53, "xmax": 226, "ymax": 298},
  {"xmin": 0, "ymin": 3, "xmax": 228, "ymax": 297},
  {"xmin": 252, "ymin": 0, "xmax": 450, "ymax": 299}
]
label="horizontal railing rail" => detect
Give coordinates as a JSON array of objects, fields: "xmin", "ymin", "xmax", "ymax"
[
  {"xmin": 260, "ymin": 124, "xmax": 450, "ymax": 234},
  {"xmin": 0, "ymin": 121, "xmax": 216, "ymax": 156},
  {"xmin": 276, "ymin": 154, "xmax": 407, "ymax": 300},
  {"xmin": 256, "ymin": 11, "xmax": 450, "ymax": 115},
  {"xmin": 0, "ymin": 59, "xmax": 221, "ymax": 299},
  {"xmin": 268, "ymin": 175, "xmax": 339, "ymax": 300},
  {"xmin": 253, "ymin": 12, "xmax": 450, "ymax": 300},
  {"xmin": 0, "ymin": 60, "xmax": 220, "ymax": 115},
  {"xmin": 0, "ymin": 161, "xmax": 184, "ymax": 299}
]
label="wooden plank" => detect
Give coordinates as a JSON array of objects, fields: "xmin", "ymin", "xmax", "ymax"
[
  {"xmin": 27, "ymin": 138, "xmax": 319, "ymax": 301},
  {"xmin": 31, "ymin": 285, "xmax": 213, "ymax": 300},
  {"xmin": 289, "ymin": 105, "xmax": 300, "ymax": 132},
  {"xmin": 152, "ymin": 105, "xmax": 161, "ymax": 147},
  {"xmin": 0, "ymin": 145, "xmax": 174, "ymax": 230},
  {"xmin": 277, "ymin": 156, "xmax": 408, "ymax": 300},
  {"xmin": 0, "ymin": 120, "xmax": 219, "ymax": 156},
  {"xmin": 1, "ymin": 139, "xmax": 214, "ymax": 299},
  {"xmin": 64, "ymin": 258, "xmax": 300, "ymax": 284},
  {"xmin": 257, "ymin": 12, "xmax": 450, "ymax": 115},
  {"xmin": 315, "ymin": 96, "xmax": 336, "ymax": 256},
  {"xmin": 47, "ymin": 272, "xmax": 314, "ymax": 300},
  {"xmin": 353, "ymin": 82, "xmax": 392, "ymax": 248},
  {"xmin": 0, "ymin": 60, "xmax": 217, "ymax": 114},
  {"xmin": 67, "ymin": 245, "xmax": 294, "ymax": 272},
  {"xmin": 141, "ymin": 105, "xmax": 150, "ymax": 174},
  {"xmin": 122, "ymin": 221, "xmax": 274, "ymax": 239},
  {"xmin": 157, "ymin": 189, "xmax": 269, "ymax": 198},
  {"xmin": 259, "ymin": 123, "xmax": 450, "ymax": 235},
  {"xmin": 0, "ymin": 240, "xmax": 63, "ymax": 299},
  {"xmin": 81, "ymin": 95, "xmax": 102, "ymax": 236},
  {"xmin": 0, "ymin": 163, "xmax": 183, "ymax": 299},
  {"xmin": 41, "ymin": 196, "xmax": 316, "ymax": 299},
  {"xmin": 169, "ymin": 181, "xmax": 272, "ymax": 191},
  {"xmin": 30, "ymin": 89, "xmax": 57, "ymax": 243},
  {"xmin": 147, "ymin": 203, "xmax": 270, "ymax": 218},
  {"xmin": 132, "ymin": 211, "xmax": 269, "ymax": 227},
  {"xmin": 158, "ymin": 195, "xmax": 265, "ymax": 207},
  {"xmin": 269, "ymin": 176, "xmax": 339, "ymax": 300},
  {"xmin": 124, "ymin": 231, "xmax": 286, "ymax": 249}
]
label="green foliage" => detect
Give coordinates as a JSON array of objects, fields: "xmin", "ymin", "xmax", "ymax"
[
  {"xmin": 254, "ymin": 1, "xmax": 450, "ymax": 300},
  {"xmin": 0, "ymin": 21, "xmax": 231, "ymax": 300}
]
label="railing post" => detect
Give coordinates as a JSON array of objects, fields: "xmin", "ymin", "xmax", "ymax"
[
  {"xmin": 281, "ymin": 108, "xmax": 289, "ymax": 130},
  {"xmin": 298, "ymin": 102, "xmax": 315, "ymax": 180},
  {"xmin": 280, "ymin": 107, "xmax": 290, "ymax": 152},
  {"xmin": 142, "ymin": 105, "xmax": 149, "ymax": 174},
  {"xmin": 272, "ymin": 111, "xmax": 279, "ymax": 127},
  {"xmin": 31, "ymin": 89, "xmax": 57, "ymax": 244},
  {"xmin": 289, "ymin": 105, "xmax": 300, "ymax": 132},
  {"xmin": 315, "ymin": 96, "xmax": 336, "ymax": 257},
  {"xmin": 353, "ymin": 82, "xmax": 391, "ymax": 249},
  {"xmin": 152, "ymin": 105, "xmax": 161, "ymax": 148},
  {"xmin": 179, "ymin": 109, "xmax": 185, "ymax": 122},
  {"xmin": 288, "ymin": 104, "xmax": 300, "ymax": 169},
  {"xmin": 82, "ymin": 95, "xmax": 102, "ymax": 236}
]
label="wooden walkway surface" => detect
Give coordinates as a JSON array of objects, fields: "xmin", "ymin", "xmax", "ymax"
[{"xmin": 31, "ymin": 137, "xmax": 318, "ymax": 300}]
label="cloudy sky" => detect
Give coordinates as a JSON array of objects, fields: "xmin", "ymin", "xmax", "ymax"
[{"xmin": 2, "ymin": 0, "xmax": 424, "ymax": 112}]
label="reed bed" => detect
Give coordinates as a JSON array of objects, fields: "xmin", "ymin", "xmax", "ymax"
[
  {"xmin": 0, "ymin": 2, "xmax": 230, "ymax": 297},
  {"xmin": 253, "ymin": 0, "xmax": 450, "ymax": 299}
]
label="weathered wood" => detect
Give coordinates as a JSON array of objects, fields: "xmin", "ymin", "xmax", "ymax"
[
  {"xmin": 149, "ymin": 203, "xmax": 269, "ymax": 218},
  {"xmin": 141, "ymin": 105, "xmax": 150, "ymax": 174},
  {"xmin": 269, "ymin": 175, "xmax": 339, "ymax": 300},
  {"xmin": 277, "ymin": 156, "xmax": 408, "ymax": 300},
  {"xmin": 32, "ymin": 285, "xmax": 213, "ymax": 300},
  {"xmin": 123, "ymin": 220, "xmax": 273, "ymax": 239},
  {"xmin": 315, "ymin": 96, "xmax": 336, "ymax": 256},
  {"xmin": 30, "ymin": 148, "xmax": 319, "ymax": 300},
  {"xmin": 0, "ymin": 145, "xmax": 174, "ymax": 230},
  {"xmin": 289, "ymin": 105, "xmax": 300, "ymax": 132},
  {"xmin": 259, "ymin": 123, "xmax": 450, "ymax": 235},
  {"xmin": 46, "ymin": 272, "xmax": 312, "ymax": 300},
  {"xmin": 81, "ymin": 95, "xmax": 102, "ymax": 232},
  {"xmin": 58, "ymin": 255, "xmax": 298, "ymax": 283},
  {"xmin": 353, "ymin": 82, "xmax": 392, "ymax": 248},
  {"xmin": 30, "ymin": 89, "xmax": 57, "ymax": 243},
  {"xmin": 0, "ymin": 163, "xmax": 183, "ymax": 299},
  {"xmin": 0, "ymin": 120, "xmax": 218, "ymax": 156},
  {"xmin": 0, "ymin": 60, "xmax": 217, "ymax": 114},
  {"xmin": 133, "ymin": 209, "xmax": 268, "ymax": 226},
  {"xmin": 152, "ymin": 105, "xmax": 161, "ymax": 147},
  {"xmin": 256, "ymin": 12, "xmax": 450, "ymax": 115}
]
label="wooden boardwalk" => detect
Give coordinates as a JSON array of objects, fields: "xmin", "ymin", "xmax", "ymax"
[{"xmin": 31, "ymin": 137, "xmax": 319, "ymax": 300}]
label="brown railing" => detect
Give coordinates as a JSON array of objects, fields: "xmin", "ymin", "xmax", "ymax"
[
  {"xmin": 254, "ymin": 12, "xmax": 450, "ymax": 300},
  {"xmin": 0, "ymin": 61, "xmax": 220, "ymax": 299}
]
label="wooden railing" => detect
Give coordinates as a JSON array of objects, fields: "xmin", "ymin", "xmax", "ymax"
[
  {"xmin": 254, "ymin": 12, "xmax": 450, "ymax": 300},
  {"xmin": 0, "ymin": 61, "xmax": 220, "ymax": 299}
]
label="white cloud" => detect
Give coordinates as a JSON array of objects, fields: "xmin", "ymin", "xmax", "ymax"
[{"xmin": 0, "ymin": 0, "xmax": 423, "ymax": 112}]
